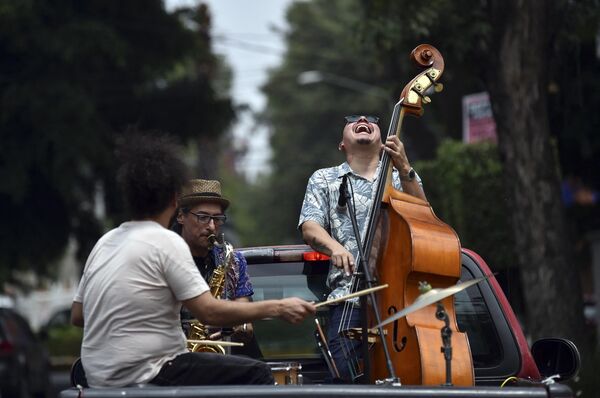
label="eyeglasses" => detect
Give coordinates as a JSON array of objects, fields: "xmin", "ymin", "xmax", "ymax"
[
  {"xmin": 188, "ymin": 211, "xmax": 227, "ymax": 226},
  {"xmin": 344, "ymin": 115, "xmax": 379, "ymax": 124}
]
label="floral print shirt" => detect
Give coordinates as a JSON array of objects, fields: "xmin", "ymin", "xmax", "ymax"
[
  {"xmin": 194, "ymin": 245, "xmax": 253, "ymax": 300},
  {"xmin": 298, "ymin": 161, "xmax": 421, "ymax": 300}
]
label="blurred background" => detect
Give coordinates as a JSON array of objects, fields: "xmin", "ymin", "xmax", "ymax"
[{"xmin": 0, "ymin": 0, "xmax": 599, "ymax": 396}]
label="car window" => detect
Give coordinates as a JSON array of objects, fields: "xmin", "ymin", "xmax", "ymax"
[
  {"xmin": 455, "ymin": 266, "xmax": 503, "ymax": 368},
  {"xmin": 456, "ymin": 254, "xmax": 521, "ymax": 381},
  {"xmin": 0, "ymin": 309, "xmax": 36, "ymax": 347},
  {"xmin": 46, "ymin": 309, "xmax": 71, "ymax": 329},
  {"xmin": 0, "ymin": 310, "xmax": 8, "ymax": 341},
  {"xmin": 14, "ymin": 313, "xmax": 36, "ymax": 341},
  {"xmin": 248, "ymin": 260, "xmax": 329, "ymax": 360}
]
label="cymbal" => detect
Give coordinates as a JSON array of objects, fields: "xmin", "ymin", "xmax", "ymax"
[{"xmin": 375, "ymin": 276, "xmax": 489, "ymax": 329}]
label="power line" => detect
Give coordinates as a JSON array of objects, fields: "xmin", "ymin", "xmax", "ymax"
[{"xmin": 213, "ymin": 35, "xmax": 284, "ymax": 55}]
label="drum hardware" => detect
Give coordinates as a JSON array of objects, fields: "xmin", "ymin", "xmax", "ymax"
[{"xmin": 267, "ymin": 362, "xmax": 303, "ymax": 385}]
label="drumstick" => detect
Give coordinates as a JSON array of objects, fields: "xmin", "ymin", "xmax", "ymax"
[
  {"xmin": 315, "ymin": 284, "xmax": 388, "ymax": 308},
  {"xmin": 187, "ymin": 339, "xmax": 244, "ymax": 347}
]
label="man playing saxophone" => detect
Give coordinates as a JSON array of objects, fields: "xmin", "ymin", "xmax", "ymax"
[{"xmin": 173, "ymin": 179, "xmax": 254, "ymax": 347}]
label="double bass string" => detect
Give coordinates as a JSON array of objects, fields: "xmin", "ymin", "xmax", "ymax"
[{"xmin": 339, "ymin": 273, "xmax": 362, "ymax": 380}]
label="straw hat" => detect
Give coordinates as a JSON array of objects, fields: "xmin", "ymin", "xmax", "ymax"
[{"xmin": 178, "ymin": 179, "xmax": 230, "ymax": 210}]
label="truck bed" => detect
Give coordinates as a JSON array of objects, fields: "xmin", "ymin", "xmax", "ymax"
[{"xmin": 59, "ymin": 383, "xmax": 574, "ymax": 398}]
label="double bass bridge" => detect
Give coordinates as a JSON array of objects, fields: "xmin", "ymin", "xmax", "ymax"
[{"xmin": 340, "ymin": 327, "xmax": 387, "ymax": 344}]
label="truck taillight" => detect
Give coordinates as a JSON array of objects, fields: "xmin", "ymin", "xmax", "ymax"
[{"xmin": 303, "ymin": 252, "xmax": 330, "ymax": 261}]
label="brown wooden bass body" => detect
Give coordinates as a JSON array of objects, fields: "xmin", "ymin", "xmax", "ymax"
[{"xmin": 369, "ymin": 188, "xmax": 474, "ymax": 385}]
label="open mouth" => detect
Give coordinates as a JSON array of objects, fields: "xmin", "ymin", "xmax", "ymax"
[{"xmin": 354, "ymin": 123, "xmax": 372, "ymax": 134}]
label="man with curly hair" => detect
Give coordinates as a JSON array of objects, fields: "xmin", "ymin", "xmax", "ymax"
[{"xmin": 71, "ymin": 131, "xmax": 315, "ymax": 388}]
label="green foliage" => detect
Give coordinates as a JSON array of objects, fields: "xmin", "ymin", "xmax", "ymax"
[
  {"xmin": 0, "ymin": 1, "xmax": 234, "ymax": 285},
  {"xmin": 416, "ymin": 140, "xmax": 515, "ymax": 270},
  {"xmin": 219, "ymin": 162, "xmax": 262, "ymax": 246},
  {"xmin": 43, "ymin": 324, "xmax": 83, "ymax": 358}
]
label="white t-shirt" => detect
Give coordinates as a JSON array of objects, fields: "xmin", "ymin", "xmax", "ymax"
[{"xmin": 73, "ymin": 220, "xmax": 209, "ymax": 387}]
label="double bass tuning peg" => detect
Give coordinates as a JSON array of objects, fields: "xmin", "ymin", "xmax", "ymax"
[{"xmin": 424, "ymin": 70, "xmax": 444, "ymax": 93}]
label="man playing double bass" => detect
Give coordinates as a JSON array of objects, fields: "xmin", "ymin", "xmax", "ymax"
[{"xmin": 298, "ymin": 114, "xmax": 426, "ymax": 382}]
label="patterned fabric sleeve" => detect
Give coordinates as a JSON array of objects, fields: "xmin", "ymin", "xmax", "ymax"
[
  {"xmin": 298, "ymin": 169, "xmax": 331, "ymax": 230},
  {"xmin": 233, "ymin": 251, "xmax": 253, "ymax": 298}
]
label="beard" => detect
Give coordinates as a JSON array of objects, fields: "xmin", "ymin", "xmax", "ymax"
[{"xmin": 356, "ymin": 137, "xmax": 373, "ymax": 145}]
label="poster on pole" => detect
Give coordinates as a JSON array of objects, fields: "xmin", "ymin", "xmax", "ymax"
[{"xmin": 462, "ymin": 92, "xmax": 497, "ymax": 144}]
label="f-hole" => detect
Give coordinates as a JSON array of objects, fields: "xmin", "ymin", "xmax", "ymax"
[{"xmin": 388, "ymin": 306, "xmax": 407, "ymax": 352}]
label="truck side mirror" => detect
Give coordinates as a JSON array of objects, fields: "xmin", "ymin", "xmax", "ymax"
[{"xmin": 531, "ymin": 338, "xmax": 580, "ymax": 381}]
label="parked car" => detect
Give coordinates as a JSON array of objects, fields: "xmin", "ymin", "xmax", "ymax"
[{"xmin": 0, "ymin": 307, "xmax": 52, "ymax": 397}]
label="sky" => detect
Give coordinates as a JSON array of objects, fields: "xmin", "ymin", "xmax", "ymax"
[{"xmin": 165, "ymin": 0, "xmax": 295, "ymax": 179}]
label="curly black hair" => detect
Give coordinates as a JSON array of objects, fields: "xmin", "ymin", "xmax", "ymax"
[{"xmin": 115, "ymin": 130, "xmax": 189, "ymax": 219}]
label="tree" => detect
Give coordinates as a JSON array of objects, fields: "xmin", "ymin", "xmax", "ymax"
[
  {"xmin": 0, "ymin": 1, "xmax": 234, "ymax": 286},
  {"xmin": 482, "ymin": 0, "xmax": 589, "ymax": 348}
]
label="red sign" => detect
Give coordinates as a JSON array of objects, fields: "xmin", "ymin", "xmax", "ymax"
[{"xmin": 462, "ymin": 92, "xmax": 497, "ymax": 143}]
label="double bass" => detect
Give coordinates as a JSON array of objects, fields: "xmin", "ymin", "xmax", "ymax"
[{"xmin": 339, "ymin": 44, "xmax": 474, "ymax": 386}]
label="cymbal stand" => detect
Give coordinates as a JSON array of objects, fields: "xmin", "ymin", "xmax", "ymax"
[{"xmin": 435, "ymin": 302, "xmax": 453, "ymax": 386}]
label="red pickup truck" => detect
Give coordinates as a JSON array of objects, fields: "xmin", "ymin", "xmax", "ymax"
[
  {"xmin": 238, "ymin": 245, "xmax": 580, "ymax": 386},
  {"xmin": 60, "ymin": 245, "xmax": 580, "ymax": 398}
]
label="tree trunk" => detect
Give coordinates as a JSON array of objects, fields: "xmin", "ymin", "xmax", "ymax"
[{"xmin": 484, "ymin": 0, "xmax": 588, "ymax": 350}]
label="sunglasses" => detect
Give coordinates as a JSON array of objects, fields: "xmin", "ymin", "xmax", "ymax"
[{"xmin": 344, "ymin": 115, "xmax": 379, "ymax": 124}]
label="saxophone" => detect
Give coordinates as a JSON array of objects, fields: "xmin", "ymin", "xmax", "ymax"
[{"xmin": 186, "ymin": 233, "xmax": 234, "ymax": 354}]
